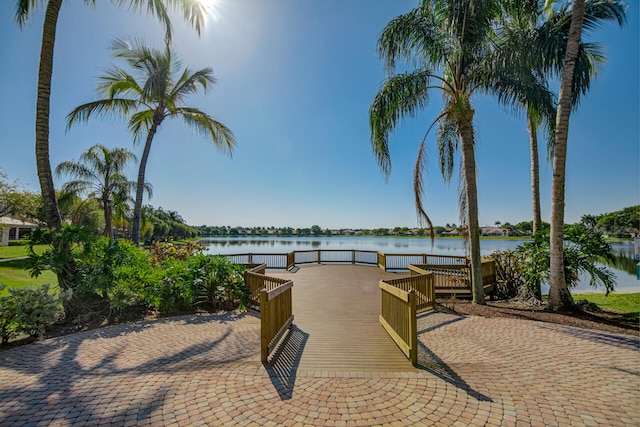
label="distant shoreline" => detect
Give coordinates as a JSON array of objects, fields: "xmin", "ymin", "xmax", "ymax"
[{"xmin": 197, "ymin": 235, "xmax": 634, "ymax": 243}]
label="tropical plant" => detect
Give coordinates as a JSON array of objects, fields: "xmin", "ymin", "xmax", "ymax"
[
  {"xmin": 189, "ymin": 255, "xmax": 248, "ymax": 310},
  {"xmin": 66, "ymin": 38, "xmax": 235, "ymax": 245},
  {"xmin": 27, "ymin": 225, "xmax": 102, "ymax": 317},
  {"xmin": 55, "ymin": 144, "xmax": 147, "ymax": 238},
  {"xmin": 56, "ymin": 191, "xmax": 104, "ymax": 233},
  {"xmin": 518, "ymin": 224, "xmax": 616, "ymax": 299},
  {"xmin": 369, "ymin": 0, "xmax": 554, "ymax": 304},
  {"xmin": 491, "ymin": 249, "xmax": 527, "ymax": 301},
  {"xmin": 14, "ymin": 0, "xmax": 207, "ymax": 305},
  {"xmin": 536, "ymin": 0, "xmax": 627, "ymax": 309}
]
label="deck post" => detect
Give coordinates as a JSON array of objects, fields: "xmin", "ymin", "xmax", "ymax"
[
  {"xmin": 260, "ymin": 289, "xmax": 268, "ymax": 362},
  {"xmin": 408, "ymin": 290, "xmax": 417, "ymax": 366}
]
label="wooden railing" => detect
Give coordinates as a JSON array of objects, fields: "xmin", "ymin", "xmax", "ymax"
[
  {"xmin": 227, "ymin": 250, "xmax": 474, "ymax": 272},
  {"xmin": 409, "ymin": 259, "xmax": 497, "ymax": 295},
  {"xmin": 241, "ymin": 263, "xmax": 294, "ymax": 362},
  {"xmin": 243, "ymin": 264, "xmax": 267, "ymax": 309},
  {"xmin": 382, "ymin": 273, "xmax": 435, "ymax": 312},
  {"xmin": 260, "ymin": 279, "xmax": 293, "ymax": 362},
  {"xmin": 379, "ymin": 280, "xmax": 418, "ymax": 366}
]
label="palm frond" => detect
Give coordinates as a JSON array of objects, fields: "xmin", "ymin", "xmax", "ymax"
[
  {"xmin": 413, "ymin": 139, "xmax": 434, "ymax": 240},
  {"xmin": 127, "ymin": 109, "xmax": 155, "ymax": 143},
  {"xmin": 369, "ymin": 69, "xmax": 435, "ymax": 177},
  {"xmin": 66, "ymin": 98, "xmax": 140, "ymax": 130},
  {"xmin": 114, "ymin": 0, "xmax": 176, "ymax": 42},
  {"xmin": 97, "ymin": 66, "xmax": 144, "ymax": 99},
  {"xmin": 174, "ymin": 107, "xmax": 236, "ymax": 154},
  {"xmin": 436, "ymin": 118, "xmax": 459, "ymax": 184},
  {"xmin": 55, "ymin": 161, "xmax": 96, "ymax": 183},
  {"xmin": 171, "ymin": 67, "xmax": 216, "ymax": 102},
  {"xmin": 377, "ymin": 6, "xmax": 447, "ymax": 73}
]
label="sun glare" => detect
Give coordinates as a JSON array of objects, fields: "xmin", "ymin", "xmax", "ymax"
[{"xmin": 198, "ymin": 0, "xmax": 223, "ymax": 22}]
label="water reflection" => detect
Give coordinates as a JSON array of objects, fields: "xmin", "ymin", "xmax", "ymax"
[
  {"xmin": 602, "ymin": 245, "xmax": 637, "ymax": 275},
  {"xmin": 201, "ymin": 237, "xmax": 638, "ymax": 293}
]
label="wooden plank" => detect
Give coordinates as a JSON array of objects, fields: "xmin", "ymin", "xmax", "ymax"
[
  {"xmin": 378, "ymin": 281, "xmax": 410, "ymax": 301},
  {"xmin": 268, "ymin": 265, "xmax": 414, "ymax": 372},
  {"xmin": 379, "ymin": 315, "xmax": 411, "ymax": 358},
  {"xmin": 267, "ymin": 280, "xmax": 293, "ymax": 301},
  {"xmin": 267, "ymin": 314, "xmax": 294, "ymax": 356}
]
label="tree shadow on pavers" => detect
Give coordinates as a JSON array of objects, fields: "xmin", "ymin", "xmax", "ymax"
[
  {"xmin": 417, "ymin": 310, "xmax": 465, "ymax": 334},
  {"xmin": 0, "ymin": 314, "xmax": 259, "ymax": 426},
  {"xmin": 415, "ymin": 340, "xmax": 492, "ymax": 402},
  {"xmin": 534, "ymin": 322, "xmax": 640, "ymax": 351},
  {"xmin": 262, "ymin": 325, "xmax": 309, "ymax": 401}
]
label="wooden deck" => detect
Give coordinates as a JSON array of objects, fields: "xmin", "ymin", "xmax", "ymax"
[{"xmin": 268, "ymin": 265, "xmax": 415, "ymax": 372}]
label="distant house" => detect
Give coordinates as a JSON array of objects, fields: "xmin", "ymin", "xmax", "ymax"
[
  {"xmin": 441, "ymin": 228, "xmax": 461, "ymax": 236},
  {"xmin": 481, "ymin": 227, "xmax": 506, "ymax": 236},
  {"xmin": 0, "ymin": 216, "xmax": 38, "ymax": 246}
]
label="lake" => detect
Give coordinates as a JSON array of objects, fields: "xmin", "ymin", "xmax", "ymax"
[{"xmin": 201, "ymin": 236, "xmax": 640, "ymax": 294}]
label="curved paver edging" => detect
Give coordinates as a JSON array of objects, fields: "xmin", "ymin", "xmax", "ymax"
[{"xmin": 1, "ymin": 266, "xmax": 639, "ymax": 426}]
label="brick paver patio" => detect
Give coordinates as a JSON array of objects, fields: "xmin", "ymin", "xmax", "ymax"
[{"xmin": 0, "ymin": 265, "xmax": 638, "ymax": 426}]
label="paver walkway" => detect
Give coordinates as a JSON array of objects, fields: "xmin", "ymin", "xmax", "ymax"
[{"xmin": 0, "ymin": 265, "xmax": 638, "ymax": 426}]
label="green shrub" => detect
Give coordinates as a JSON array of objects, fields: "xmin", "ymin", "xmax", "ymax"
[
  {"xmin": 0, "ymin": 284, "xmax": 17, "ymax": 343},
  {"xmin": 11, "ymin": 284, "xmax": 63, "ymax": 338},
  {"xmin": 8, "ymin": 240, "xmax": 28, "ymax": 246},
  {"xmin": 491, "ymin": 250, "xmax": 526, "ymax": 300},
  {"xmin": 145, "ymin": 258, "xmax": 197, "ymax": 313},
  {"xmin": 0, "ymin": 283, "xmax": 63, "ymax": 342},
  {"xmin": 189, "ymin": 255, "xmax": 248, "ymax": 310}
]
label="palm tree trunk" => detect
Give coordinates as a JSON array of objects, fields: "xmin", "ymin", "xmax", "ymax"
[
  {"xmin": 528, "ymin": 114, "xmax": 543, "ymax": 300},
  {"xmin": 36, "ymin": 0, "xmax": 81, "ymax": 319},
  {"xmin": 103, "ymin": 200, "xmax": 113, "ymax": 238},
  {"xmin": 528, "ymin": 114, "xmax": 542, "ymax": 235},
  {"xmin": 549, "ymin": 0, "xmax": 585, "ymax": 310},
  {"xmin": 36, "ymin": 0, "xmax": 63, "ymax": 232},
  {"xmin": 132, "ymin": 122, "xmax": 159, "ymax": 245},
  {"xmin": 458, "ymin": 118, "xmax": 485, "ymax": 305}
]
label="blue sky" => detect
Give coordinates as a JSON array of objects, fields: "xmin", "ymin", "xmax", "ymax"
[{"xmin": 0, "ymin": 0, "xmax": 638, "ymax": 229}]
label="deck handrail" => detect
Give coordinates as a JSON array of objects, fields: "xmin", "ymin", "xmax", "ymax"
[
  {"xmin": 260, "ymin": 280, "xmax": 293, "ymax": 362},
  {"xmin": 225, "ymin": 250, "xmax": 474, "ymax": 271},
  {"xmin": 379, "ymin": 281, "xmax": 418, "ymax": 366}
]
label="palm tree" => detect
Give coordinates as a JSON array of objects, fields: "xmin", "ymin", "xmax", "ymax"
[
  {"xmin": 67, "ymin": 38, "xmax": 236, "ymax": 245},
  {"xmin": 55, "ymin": 144, "xmax": 147, "ymax": 239},
  {"xmin": 532, "ymin": 0, "xmax": 627, "ymax": 310},
  {"xmin": 497, "ymin": 0, "xmax": 625, "ymax": 302},
  {"xmin": 369, "ymin": 1, "xmax": 554, "ymax": 305},
  {"xmin": 14, "ymin": 0, "xmax": 205, "ymax": 233},
  {"xmin": 14, "ymin": 0, "xmax": 207, "ymax": 303}
]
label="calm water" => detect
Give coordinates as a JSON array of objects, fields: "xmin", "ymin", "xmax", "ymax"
[{"xmin": 201, "ymin": 236, "xmax": 639, "ymax": 294}]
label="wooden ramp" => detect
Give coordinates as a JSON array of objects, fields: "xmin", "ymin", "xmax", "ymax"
[{"xmin": 268, "ymin": 265, "xmax": 415, "ymax": 372}]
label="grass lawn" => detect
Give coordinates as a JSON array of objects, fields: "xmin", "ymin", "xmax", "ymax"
[
  {"xmin": 0, "ymin": 258, "xmax": 58, "ymax": 295},
  {"xmin": 573, "ymin": 292, "xmax": 640, "ymax": 321},
  {"xmin": 0, "ymin": 244, "xmax": 48, "ymax": 259}
]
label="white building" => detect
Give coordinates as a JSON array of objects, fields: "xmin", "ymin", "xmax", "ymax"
[{"xmin": 0, "ymin": 216, "xmax": 38, "ymax": 246}]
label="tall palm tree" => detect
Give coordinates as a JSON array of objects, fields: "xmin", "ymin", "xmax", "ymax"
[
  {"xmin": 534, "ymin": 0, "xmax": 626, "ymax": 310},
  {"xmin": 55, "ymin": 144, "xmax": 147, "ymax": 239},
  {"xmin": 496, "ymin": 0, "xmax": 557, "ymax": 236},
  {"xmin": 498, "ymin": 0, "xmax": 625, "ymax": 302},
  {"xmin": 370, "ymin": 0, "xmax": 554, "ymax": 305},
  {"xmin": 14, "ymin": 0, "xmax": 207, "ymax": 302},
  {"xmin": 67, "ymin": 38, "xmax": 236, "ymax": 245},
  {"xmin": 15, "ymin": 0, "xmax": 206, "ymax": 233}
]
